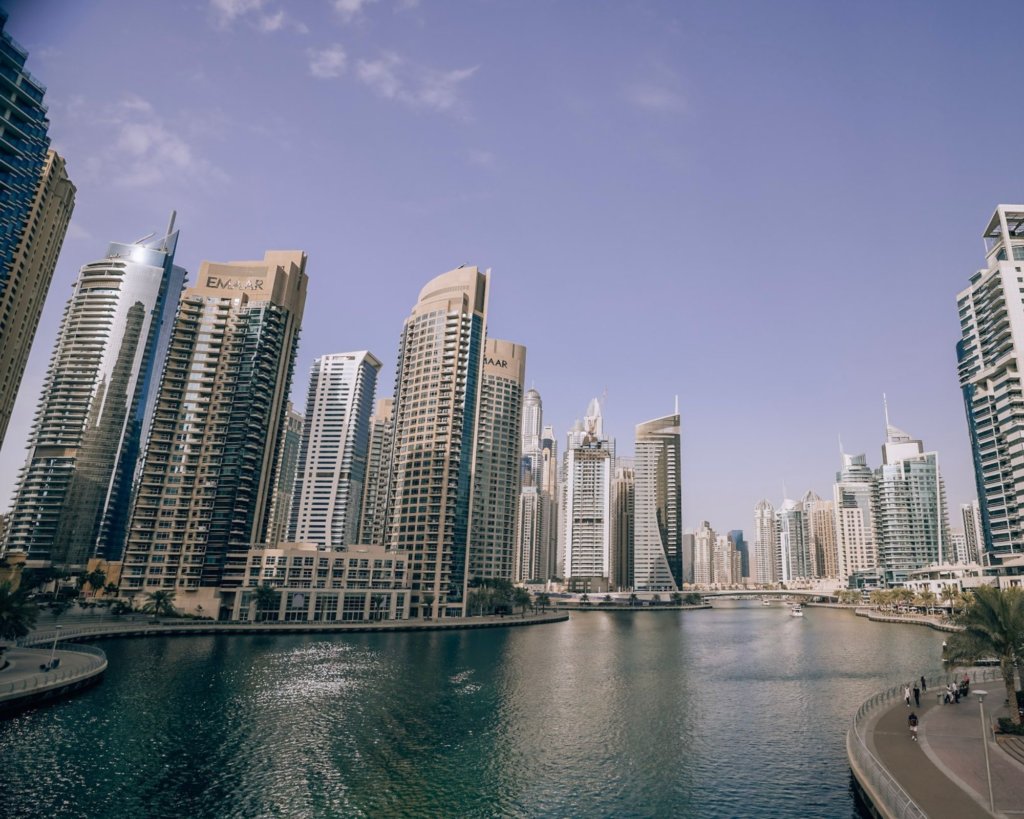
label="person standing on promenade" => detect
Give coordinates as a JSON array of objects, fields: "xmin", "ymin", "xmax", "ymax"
[
  {"xmin": 913, "ymin": 682, "xmax": 920, "ymax": 707},
  {"xmin": 908, "ymin": 712, "xmax": 919, "ymax": 741},
  {"xmin": 905, "ymin": 684, "xmax": 911, "ymax": 706},
  {"xmin": 920, "ymin": 675, "xmax": 927, "ymax": 693}
]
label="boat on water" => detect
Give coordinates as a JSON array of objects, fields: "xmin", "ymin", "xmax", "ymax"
[
  {"xmin": 761, "ymin": 598, "xmax": 772, "ymax": 606},
  {"xmin": 789, "ymin": 605, "xmax": 804, "ymax": 617}
]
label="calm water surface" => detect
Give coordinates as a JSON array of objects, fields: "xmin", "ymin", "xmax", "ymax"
[{"xmin": 2, "ymin": 603, "xmax": 945, "ymax": 818}]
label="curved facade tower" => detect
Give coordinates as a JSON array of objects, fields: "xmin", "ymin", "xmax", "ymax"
[
  {"xmin": 632, "ymin": 412, "xmax": 682, "ymax": 591},
  {"xmin": 385, "ymin": 266, "xmax": 488, "ymax": 618},
  {"xmin": 289, "ymin": 351, "xmax": 381, "ymax": 549},
  {"xmin": 6, "ymin": 220, "xmax": 185, "ymax": 566}
]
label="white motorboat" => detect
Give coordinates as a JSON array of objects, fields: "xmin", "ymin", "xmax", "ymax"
[
  {"xmin": 761, "ymin": 598, "xmax": 772, "ymax": 606},
  {"xmin": 789, "ymin": 606, "xmax": 804, "ymax": 617}
]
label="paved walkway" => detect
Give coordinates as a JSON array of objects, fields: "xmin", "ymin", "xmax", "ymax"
[
  {"xmin": 0, "ymin": 647, "xmax": 100, "ymax": 699},
  {"xmin": 871, "ymin": 687, "xmax": 1024, "ymax": 817}
]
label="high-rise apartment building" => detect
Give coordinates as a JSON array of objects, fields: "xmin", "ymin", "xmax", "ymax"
[
  {"xmin": 289, "ymin": 351, "xmax": 380, "ymax": 549},
  {"xmin": 693, "ymin": 520, "xmax": 715, "ymax": 585},
  {"xmin": 956, "ymin": 205, "xmax": 1024, "ymax": 563},
  {"xmin": 121, "ymin": 251, "xmax": 307, "ymax": 610},
  {"xmin": 469, "ymin": 338, "xmax": 525, "ymax": 581},
  {"xmin": 632, "ymin": 411, "xmax": 682, "ymax": 592},
  {"xmin": 265, "ymin": 403, "xmax": 303, "ymax": 547},
  {"xmin": 960, "ymin": 501, "xmax": 983, "ymax": 565},
  {"xmin": 0, "ymin": 152, "xmax": 75, "ymax": 450},
  {"xmin": 833, "ymin": 453, "xmax": 877, "ymax": 582},
  {"xmin": 0, "ymin": 17, "xmax": 75, "ymax": 453},
  {"xmin": 727, "ymin": 530, "xmax": 749, "ymax": 581},
  {"xmin": 539, "ymin": 423, "xmax": 559, "ymax": 579},
  {"xmin": 611, "ymin": 463, "xmax": 635, "ymax": 591},
  {"xmin": 561, "ymin": 398, "xmax": 613, "ymax": 586},
  {"xmin": 776, "ymin": 498, "xmax": 811, "ymax": 582},
  {"xmin": 682, "ymin": 531, "xmax": 695, "ymax": 585},
  {"xmin": 712, "ymin": 533, "xmax": 741, "ymax": 586},
  {"xmin": 358, "ymin": 397, "xmax": 394, "ymax": 546},
  {"xmin": 385, "ymin": 266, "xmax": 488, "ymax": 619},
  {"xmin": 752, "ymin": 499, "xmax": 777, "ymax": 584},
  {"xmin": 874, "ymin": 421, "xmax": 948, "ymax": 584},
  {"xmin": 522, "ymin": 387, "xmax": 542, "ymax": 459},
  {"xmin": 6, "ymin": 220, "xmax": 185, "ymax": 566},
  {"xmin": 802, "ymin": 491, "xmax": 838, "ymax": 579},
  {"xmin": 514, "ymin": 477, "xmax": 543, "ymax": 583},
  {"xmin": 514, "ymin": 387, "xmax": 557, "ymax": 583}
]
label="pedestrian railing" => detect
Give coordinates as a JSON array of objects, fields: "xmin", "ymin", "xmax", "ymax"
[
  {"xmin": 0, "ymin": 643, "xmax": 107, "ymax": 697},
  {"xmin": 847, "ymin": 668, "xmax": 1002, "ymax": 819}
]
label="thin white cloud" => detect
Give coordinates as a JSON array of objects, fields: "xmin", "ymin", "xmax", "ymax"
[
  {"xmin": 333, "ymin": 0, "xmax": 379, "ymax": 23},
  {"xmin": 65, "ymin": 222, "xmax": 92, "ymax": 242},
  {"xmin": 357, "ymin": 53, "xmax": 478, "ymax": 113},
  {"xmin": 308, "ymin": 45, "xmax": 348, "ymax": 78},
  {"xmin": 468, "ymin": 149, "xmax": 495, "ymax": 168},
  {"xmin": 102, "ymin": 96, "xmax": 228, "ymax": 189},
  {"xmin": 624, "ymin": 84, "xmax": 686, "ymax": 113},
  {"xmin": 210, "ymin": 0, "xmax": 306, "ymax": 33}
]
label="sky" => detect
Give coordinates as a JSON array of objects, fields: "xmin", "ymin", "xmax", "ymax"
[{"xmin": 1, "ymin": 0, "xmax": 1020, "ymax": 534}]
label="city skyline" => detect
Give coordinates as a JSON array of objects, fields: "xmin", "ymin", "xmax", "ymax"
[{"xmin": 3, "ymin": 1, "xmax": 1024, "ymax": 531}]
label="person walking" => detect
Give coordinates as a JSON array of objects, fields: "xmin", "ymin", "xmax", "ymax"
[
  {"xmin": 904, "ymin": 684, "xmax": 911, "ymax": 706},
  {"xmin": 908, "ymin": 712, "xmax": 919, "ymax": 741},
  {"xmin": 920, "ymin": 675, "xmax": 927, "ymax": 693},
  {"xmin": 913, "ymin": 682, "xmax": 920, "ymax": 707}
]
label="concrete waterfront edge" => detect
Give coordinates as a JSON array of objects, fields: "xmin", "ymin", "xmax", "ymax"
[{"xmin": 0, "ymin": 643, "xmax": 107, "ymax": 714}]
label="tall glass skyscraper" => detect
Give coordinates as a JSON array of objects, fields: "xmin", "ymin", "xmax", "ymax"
[
  {"xmin": 385, "ymin": 266, "xmax": 488, "ymax": 618},
  {"xmin": 121, "ymin": 251, "xmax": 307, "ymax": 612},
  {"xmin": 632, "ymin": 411, "xmax": 682, "ymax": 592},
  {"xmin": 289, "ymin": 351, "xmax": 380, "ymax": 549},
  {"xmin": 833, "ymin": 452, "xmax": 877, "ymax": 581},
  {"xmin": 265, "ymin": 402, "xmax": 304, "ymax": 547},
  {"xmin": 358, "ymin": 397, "xmax": 394, "ymax": 546},
  {"xmin": 956, "ymin": 204, "xmax": 1024, "ymax": 564},
  {"xmin": 0, "ymin": 15, "xmax": 76, "ymax": 452},
  {"xmin": 6, "ymin": 219, "xmax": 185, "ymax": 566}
]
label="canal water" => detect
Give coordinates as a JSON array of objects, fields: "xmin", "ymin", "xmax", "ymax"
[{"xmin": 2, "ymin": 602, "xmax": 945, "ymax": 818}]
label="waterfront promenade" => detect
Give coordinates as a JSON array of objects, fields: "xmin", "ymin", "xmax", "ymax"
[
  {"xmin": 0, "ymin": 644, "xmax": 107, "ymax": 712},
  {"xmin": 20, "ymin": 610, "xmax": 570, "ymax": 648},
  {"xmin": 851, "ymin": 669, "xmax": 1024, "ymax": 818}
]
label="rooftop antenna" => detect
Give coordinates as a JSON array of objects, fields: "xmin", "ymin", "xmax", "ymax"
[
  {"xmin": 883, "ymin": 392, "xmax": 890, "ymax": 433},
  {"xmin": 674, "ymin": 394, "xmax": 679, "ymax": 415},
  {"xmin": 838, "ymin": 433, "xmax": 845, "ymax": 457}
]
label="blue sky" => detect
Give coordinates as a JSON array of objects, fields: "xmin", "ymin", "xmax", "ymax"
[{"xmin": 1, "ymin": 0, "xmax": 1019, "ymax": 533}]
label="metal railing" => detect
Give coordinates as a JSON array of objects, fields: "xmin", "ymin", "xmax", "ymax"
[
  {"xmin": 0, "ymin": 643, "xmax": 107, "ymax": 697},
  {"xmin": 847, "ymin": 668, "xmax": 1002, "ymax": 819}
]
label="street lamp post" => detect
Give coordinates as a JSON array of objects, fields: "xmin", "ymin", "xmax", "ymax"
[
  {"xmin": 974, "ymin": 690, "xmax": 995, "ymax": 813},
  {"xmin": 47, "ymin": 624, "xmax": 62, "ymax": 670}
]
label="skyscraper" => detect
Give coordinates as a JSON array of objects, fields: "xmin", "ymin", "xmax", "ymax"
[
  {"xmin": 632, "ymin": 411, "xmax": 682, "ymax": 592},
  {"xmin": 776, "ymin": 498, "xmax": 811, "ymax": 582},
  {"xmin": 752, "ymin": 499, "xmax": 777, "ymax": 584},
  {"xmin": 727, "ymin": 530, "xmax": 749, "ymax": 581},
  {"xmin": 611, "ymin": 462, "xmax": 635, "ymax": 591},
  {"xmin": 693, "ymin": 520, "xmax": 715, "ymax": 585},
  {"xmin": 960, "ymin": 501, "xmax": 983, "ymax": 565},
  {"xmin": 121, "ymin": 251, "xmax": 307, "ymax": 610},
  {"xmin": 0, "ymin": 152, "xmax": 75, "ymax": 450},
  {"xmin": 802, "ymin": 491, "xmax": 838, "ymax": 579},
  {"xmin": 265, "ymin": 402, "xmax": 304, "ymax": 547},
  {"xmin": 385, "ymin": 266, "xmax": 488, "ymax": 619},
  {"xmin": 0, "ymin": 17, "xmax": 74, "ymax": 452},
  {"xmin": 514, "ymin": 477, "xmax": 542, "ymax": 582},
  {"xmin": 539, "ymin": 423, "xmax": 559, "ymax": 579},
  {"xmin": 522, "ymin": 387, "xmax": 542, "ymax": 458},
  {"xmin": 358, "ymin": 397, "xmax": 394, "ymax": 546},
  {"xmin": 832, "ymin": 453, "xmax": 878, "ymax": 583},
  {"xmin": 6, "ymin": 219, "xmax": 185, "ymax": 566},
  {"xmin": 956, "ymin": 205, "xmax": 1024, "ymax": 563},
  {"xmin": 469, "ymin": 338, "xmax": 525, "ymax": 580},
  {"xmin": 289, "ymin": 351, "xmax": 380, "ymax": 549},
  {"xmin": 874, "ymin": 420, "xmax": 948, "ymax": 584},
  {"xmin": 561, "ymin": 398, "xmax": 613, "ymax": 588}
]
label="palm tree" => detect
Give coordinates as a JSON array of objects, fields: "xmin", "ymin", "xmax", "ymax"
[
  {"xmin": 940, "ymin": 584, "xmax": 958, "ymax": 611},
  {"xmin": 142, "ymin": 589, "xmax": 177, "ymax": 618},
  {"xmin": 512, "ymin": 588, "xmax": 532, "ymax": 618},
  {"xmin": 916, "ymin": 590, "xmax": 937, "ymax": 614},
  {"xmin": 421, "ymin": 592, "xmax": 435, "ymax": 619},
  {"xmin": 250, "ymin": 584, "xmax": 279, "ymax": 622},
  {"xmin": 652, "ymin": 593, "xmax": 662, "ymax": 604},
  {"xmin": 869, "ymin": 590, "xmax": 888, "ymax": 609},
  {"xmin": 628, "ymin": 593, "xmax": 638, "ymax": 608},
  {"xmin": 670, "ymin": 592, "xmax": 683, "ymax": 606},
  {"xmin": 104, "ymin": 582, "xmax": 120, "ymax": 597},
  {"xmin": 944, "ymin": 586, "xmax": 1024, "ymax": 723},
  {"xmin": 535, "ymin": 592, "xmax": 551, "ymax": 612},
  {"xmin": 0, "ymin": 581, "xmax": 38, "ymax": 641},
  {"xmin": 579, "ymin": 593, "xmax": 590, "ymax": 605}
]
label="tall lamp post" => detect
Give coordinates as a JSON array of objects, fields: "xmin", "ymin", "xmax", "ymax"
[
  {"xmin": 47, "ymin": 624, "xmax": 62, "ymax": 670},
  {"xmin": 974, "ymin": 690, "xmax": 995, "ymax": 813}
]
